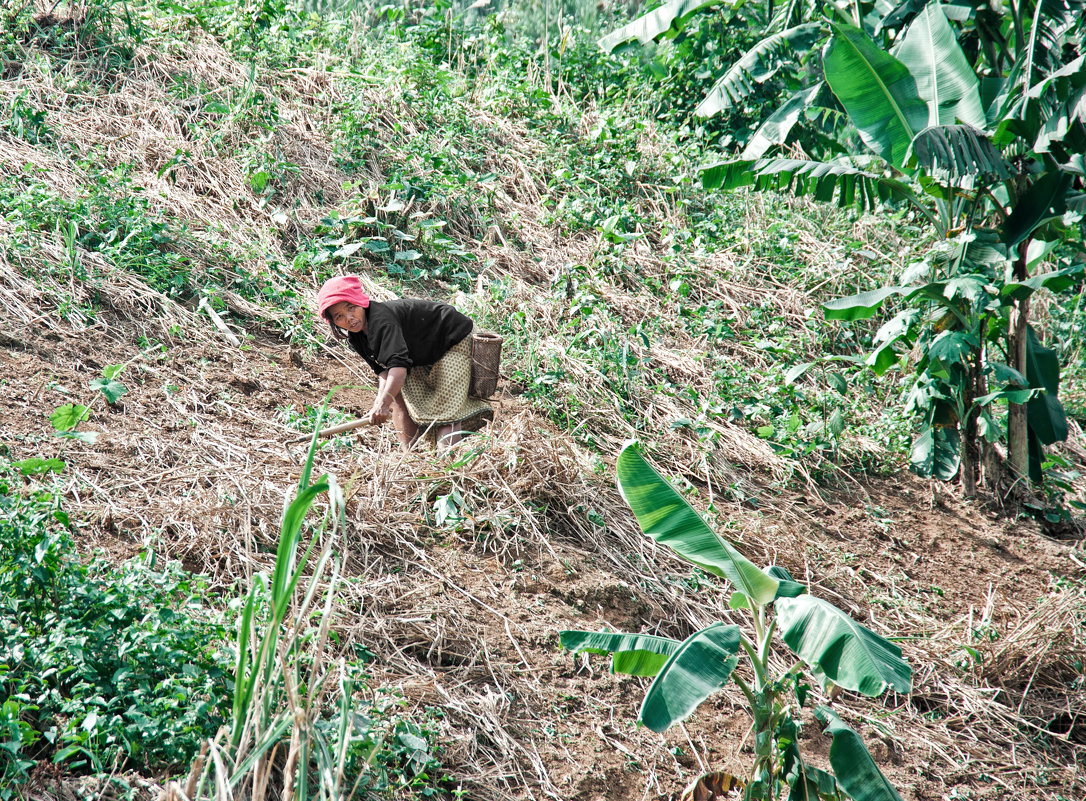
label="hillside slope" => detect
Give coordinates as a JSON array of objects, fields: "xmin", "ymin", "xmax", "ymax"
[{"xmin": 1, "ymin": 3, "xmax": 1084, "ymax": 800}]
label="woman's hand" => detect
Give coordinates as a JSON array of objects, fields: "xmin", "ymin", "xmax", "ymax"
[
  {"xmin": 369, "ymin": 367, "xmax": 408, "ymax": 425},
  {"xmin": 368, "ymin": 396, "xmax": 392, "ymax": 425}
]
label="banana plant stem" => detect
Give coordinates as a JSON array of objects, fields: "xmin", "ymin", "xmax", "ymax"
[{"xmin": 741, "ymin": 635, "xmax": 769, "ymax": 690}]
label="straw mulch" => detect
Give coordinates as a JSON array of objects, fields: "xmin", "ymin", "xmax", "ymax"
[{"xmin": 1, "ymin": 5, "xmax": 1085, "ymax": 800}]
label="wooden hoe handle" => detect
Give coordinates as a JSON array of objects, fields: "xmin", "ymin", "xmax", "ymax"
[{"xmin": 287, "ymin": 415, "xmax": 375, "ymax": 445}]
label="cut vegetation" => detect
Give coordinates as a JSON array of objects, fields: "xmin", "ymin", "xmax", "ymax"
[{"xmin": 1, "ymin": 1, "xmax": 1084, "ymax": 800}]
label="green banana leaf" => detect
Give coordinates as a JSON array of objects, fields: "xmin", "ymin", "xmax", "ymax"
[
  {"xmin": 766, "ymin": 564, "xmax": 807, "ymax": 598},
  {"xmin": 973, "ymin": 388, "xmax": 1038, "ymax": 407},
  {"xmin": 616, "ymin": 443, "xmax": 779, "ymax": 606},
  {"xmin": 866, "ymin": 341, "xmax": 901, "ymax": 375},
  {"xmin": 1034, "ymin": 83, "xmax": 1086, "ymax": 154},
  {"xmin": 639, "ymin": 623, "xmax": 742, "ymax": 733},
  {"xmin": 823, "ymin": 24, "xmax": 929, "ymax": 169},
  {"xmin": 1002, "ymin": 172, "xmax": 1072, "ymax": 248},
  {"xmin": 702, "ymin": 158, "xmax": 935, "ymax": 222},
  {"xmin": 816, "ymin": 708, "xmax": 905, "ymax": 801},
  {"xmin": 823, "ymin": 287, "xmax": 906, "ymax": 321},
  {"xmin": 695, "ymin": 24, "xmax": 822, "ymax": 117},
  {"xmin": 910, "ymin": 424, "xmax": 960, "ymax": 480},
  {"xmin": 911, "ymin": 125, "xmax": 1011, "ymax": 181},
  {"xmin": 732, "ymin": 564, "xmax": 807, "ymax": 607},
  {"xmin": 873, "ymin": 308, "xmax": 917, "ymax": 347},
  {"xmin": 879, "ymin": 0, "xmax": 937, "ymax": 30},
  {"xmin": 1001, "ymin": 264, "xmax": 1085, "ymax": 301},
  {"xmin": 598, "ymin": 0, "xmax": 724, "ymax": 52},
  {"xmin": 776, "ymin": 595, "xmax": 912, "ymax": 696},
  {"xmin": 1025, "ymin": 324, "xmax": 1068, "ymax": 446},
  {"xmin": 743, "ymin": 84, "xmax": 824, "ymax": 159},
  {"xmin": 559, "ymin": 630, "xmax": 682, "ymax": 677},
  {"xmin": 783, "ymin": 737, "xmax": 838, "ymax": 801},
  {"xmin": 895, "ymin": 3, "xmax": 985, "ymax": 128}
]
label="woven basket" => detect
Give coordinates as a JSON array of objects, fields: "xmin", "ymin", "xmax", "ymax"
[{"xmin": 469, "ymin": 330, "xmax": 503, "ymax": 399}]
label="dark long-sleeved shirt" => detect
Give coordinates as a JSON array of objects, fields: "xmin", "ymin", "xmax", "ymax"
[{"xmin": 347, "ymin": 299, "xmax": 473, "ymax": 376}]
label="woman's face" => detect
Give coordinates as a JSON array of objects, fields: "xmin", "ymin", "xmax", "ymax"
[{"xmin": 327, "ymin": 301, "xmax": 366, "ymax": 333}]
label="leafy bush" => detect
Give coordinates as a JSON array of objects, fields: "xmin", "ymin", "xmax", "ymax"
[
  {"xmin": 0, "ymin": 462, "xmax": 233, "ymax": 787},
  {"xmin": 0, "ymin": 169, "xmax": 195, "ymax": 299}
]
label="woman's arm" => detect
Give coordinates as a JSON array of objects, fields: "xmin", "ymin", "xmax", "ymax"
[{"xmin": 369, "ymin": 366, "xmax": 407, "ymax": 424}]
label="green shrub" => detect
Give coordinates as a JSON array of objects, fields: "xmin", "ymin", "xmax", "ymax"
[{"xmin": 0, "ymin": 462, "xmax": 232, "ymax": 786}]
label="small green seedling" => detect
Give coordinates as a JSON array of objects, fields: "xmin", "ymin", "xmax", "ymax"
[
  {"xmin": 14, "ymin": 457, "xmax": 66, "ymax": 477},
  {"xmin": 49, "ymin": 404, "xmax": 97, "ymax": 444},
  {"xmin": 90, "ymin": 363, "xmax": 128, "ymax": 404},
  {"xmin": 49, "ymin": 403, "xmax": 90, "ymax": 431}
]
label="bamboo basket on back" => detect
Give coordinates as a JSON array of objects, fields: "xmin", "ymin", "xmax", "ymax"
[{"xmin": 469, "ymin": 330, "xmax": 502, "ymax": 399}]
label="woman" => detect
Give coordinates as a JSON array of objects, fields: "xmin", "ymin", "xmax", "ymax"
[{"xmin": 317, "ymin": 275, "xmax": 493, "ymax": 451}]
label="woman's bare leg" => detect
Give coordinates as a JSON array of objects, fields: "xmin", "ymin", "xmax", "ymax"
[
  {"xmin": 436, "ymin": 421, "xmax": 464, "ymax": 451},
  {"xmin": 390, "ymin": 394, "xmax": 419, "ymax": 452}
]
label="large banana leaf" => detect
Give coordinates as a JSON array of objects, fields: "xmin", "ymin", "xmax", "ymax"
[
  {"xmin": 1026, "ymin": 54, "xmax": 1085, "ymax": 104},
  {"xmin": 695, "ymin": 24, "xmax": 822, "ymax": 117},
  {"xmin": 1021, "ymin": 0, "xmax": 1086, "ymax": 81},
  {"xmin": 994, "ymin": 55, "xmax": 1084, "ymax": 142},
  {"xmin": 743, "ymin": 83, "xmax": 824, "ymax": 159},
  {"xmin": 776, "ymin": 595, "xmax": 912, "ymax": 696},
  {"xmin": 701, "ymin": 158, "xmax": 934, "ymax": 223},
  {"xmin": 559, "ymin": 630, "xmax": 682, "ymax": 677},
  {"xmin": 783, "ymin": 738, "xmax": 838, "ymax": 801},
  {"xmin": 639, "ymin": 623, "xmax": 742, "ymax": 733},
  {"xmin": 879, "ymin": 0, "xmax": 936, "ymax": 31},
  {"xmin": 823, "ymin": 24, "xmax": 929, "ymax": 169},
  {"xmin": 911, "ymin": 423, "xmax": 961, "ymax": 479},
  {"xmin": 733, "ymin": 565, "xmax": 807, "ymax": 608},
  {"xmin": 616, "ymin": 443, "xmax": 780, "ymax": 606},
  {"xmin": 894, "ymin": 3, "xmax": 985, "ymax": 128},
  {"xmin": 1027, "ymin": 56, "xmax": 1086, "ymax": 153},
  {"xmin": 1034, "ymin": 84, "xmax": 1086, "ymax": 154},
  {"xmin": 816, "ymin": 708, "xmax": 905, "ymax": 801},
  {"xmin": 766, "ymin": 565, "xmax": 807, "ymax": 598},
  {"xmin": 598, "ymin": 0, "xmax": 725, "ymax": 52},
  {"xmin": 1001, "ymin": 264, "xmax": 1085, "ymax": 300},
  {"xmin": 911, "ymin": 125, "xmax": 1011, "ymax": 181},
  {"xmin": 1002, "ymin": 171, "xmax": 1072, "ymax": 248},
  {"xmin": 823, "ymin": 286, "xmax": 907, "ymax": 321},
  {"xmin": 1025, "ymin": 324, "xmax": 1069, "ymax": 446}
]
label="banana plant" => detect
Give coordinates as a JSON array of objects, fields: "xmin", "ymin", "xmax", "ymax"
[
  {"xmin": 598, "ymin": 0, "xmax": 917, "ymax": 155},
  {"xmin": 561, "ymin": 443, "xmax": 911, "ymax": 801},
  {"xmin": 699, "ymin": 2, "xmax": 1084, "ymax": 491},
  {"xmin": 603, "ymin": 0, "xmax": 1084, "ymax": 490}
]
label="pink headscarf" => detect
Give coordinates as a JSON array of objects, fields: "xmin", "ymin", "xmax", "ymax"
[{"xmin": 316, "ymin": 275, "xmax": 370, "ymax": 323}]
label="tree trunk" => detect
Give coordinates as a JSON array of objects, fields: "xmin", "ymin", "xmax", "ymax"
[
  {"xmin": 1007, "ymin": 241, "xmax": 1031, "ymax": 481},
  {"xmin": 961, "ymin": 323, "xmax": 986, "ymax": 497}
]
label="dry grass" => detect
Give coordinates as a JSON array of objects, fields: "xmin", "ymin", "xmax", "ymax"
[{"xmin": 2, "ymin": 5, "xmax": 1085, "ymax": 800}]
